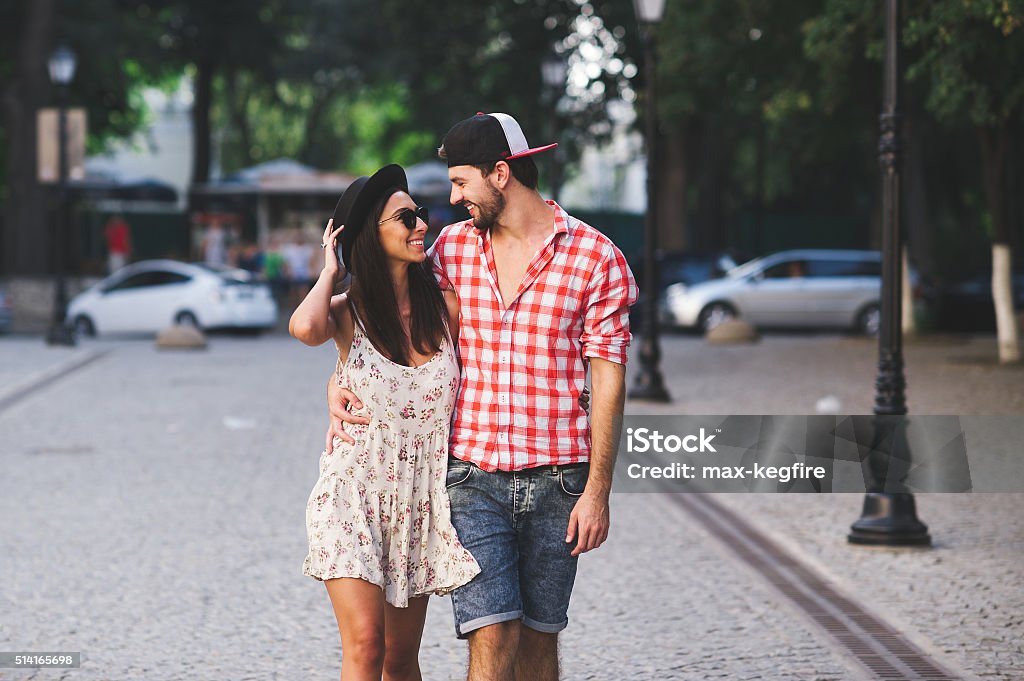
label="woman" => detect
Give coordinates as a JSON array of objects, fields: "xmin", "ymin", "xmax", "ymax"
[{"xmin": 290, "ymin": 164, "xmax": 480, "ymax": 681}]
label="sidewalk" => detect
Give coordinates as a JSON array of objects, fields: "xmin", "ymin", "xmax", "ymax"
[
  {"xmin": 0, "ymin": 331, "xmax": 1020, "ymax": 679},
  {"xmin": 631, "ymin": 332, "xmax": 1023, "ymax": 680}
]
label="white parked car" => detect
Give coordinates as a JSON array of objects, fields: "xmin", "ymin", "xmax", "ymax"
[
  {"xmin": 663, "ymin": 249, "xmax": 885, "ymax": 335},
  {"xmin": 67, "ymin": 260, "xmax": 278, "ymax": 336}
]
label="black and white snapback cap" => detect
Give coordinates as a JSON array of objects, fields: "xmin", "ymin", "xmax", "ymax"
[{"xmin": 439, "ymin": 112, "xmax": 557, "ymax": 167}]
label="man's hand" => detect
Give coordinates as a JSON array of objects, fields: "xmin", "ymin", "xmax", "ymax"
[
  {"xmin": 565, "ymin": 490, "xmax": 609, "ymax": 557},
  {"xmin": 324, "ymin": 374, "xmax": 369, "ymax": 449},
  {"xmin": 578, "ymin": 386, "xmax": 590, "ymax": 414}
]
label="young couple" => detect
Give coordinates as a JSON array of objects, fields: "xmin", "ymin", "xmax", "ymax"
[{"xmin": 290, "ymin": 112, "xmax": 637, "ymax": 681}]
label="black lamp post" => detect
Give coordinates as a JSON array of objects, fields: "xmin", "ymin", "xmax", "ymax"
[
  {"xmin": 541, "ymin": 52, "xmax": 567, "ymax": 204},
  {"xmin": 45, "ymin": 45, "xmax": 77, "ymax": 347},
  {"xmin": 628, "ymin": 0, "xmax": 670, "ymax": 402},
  {"xmin": 848, "ymin": 0, "xmax": 930, "ymax": 546}
]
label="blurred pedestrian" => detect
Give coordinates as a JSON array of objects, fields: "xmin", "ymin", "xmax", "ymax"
[
  {"xmin": 263, "ymin": 234, "xmax": 288, "ymax": 303},
  {"xmin": 237, "ymin": 242, "xmax": 265, "ymax": 277},
  {"xmin": 103, "ymin": 213, "xmax": 132, "ymax": 273},
  {"xmin": 202, "ymin": 222, "xmax": 228, "ymax": 267},
  {"xmin": 283, "ymin": 228, "xmax": 314, "ymax": 307}
]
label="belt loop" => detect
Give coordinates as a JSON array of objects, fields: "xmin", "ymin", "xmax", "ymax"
[{"xmin": 551, "ymin": 465, "xmax": 559, "ymax": 474}]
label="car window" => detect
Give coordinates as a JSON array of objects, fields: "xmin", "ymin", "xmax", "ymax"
[
  {"xmin": 806, "ymin": 259, "xmax": 880, "ymax": 277},
  {"xmin": 663, "ymin": 261, "xmax": 714, "ymax": 287},
  {"xmin": 105, "ymin": 272, "xmax": 158, "ymax": 291},
  {"xmin": 195, "ymin": 262, "xmax": 252, "ymax": 284},
  {"xmin": 150, "ymin": 271, "xmax": 192, "ymax": 286},
  {"xmin": 106, "ymin": 270, "xmax": 190, "ymax": 291},
  {"xmin": 763, "ymin": 260, "xmax": 806, "ymax": 279}
]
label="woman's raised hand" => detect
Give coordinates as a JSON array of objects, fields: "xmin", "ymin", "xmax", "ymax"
[{"xmin": 322, "ymin": 218, "xmax": 345, "ymax": 277}]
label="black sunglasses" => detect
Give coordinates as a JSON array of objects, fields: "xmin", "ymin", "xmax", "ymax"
[{"xmin": 379, "ymin": 205, "xmax": 429, "ymax": 230}]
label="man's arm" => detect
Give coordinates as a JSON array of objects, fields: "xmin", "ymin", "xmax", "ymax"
[{"xmin": 566, "ymin": 357, "xmax": 626, "ymax": 556}]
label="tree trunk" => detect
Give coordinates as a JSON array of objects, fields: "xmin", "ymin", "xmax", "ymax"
[
  {"xmin": 695, "ymin": 116, "xmax": 726, "ymax": 251},
  {"xmin": 901, "ymin": 245, "xmax": 915, "ymax": 335},
  {"xmin": 1, "ymin": 0, "xmax": 55, "ymax": 275},
  {"xmin": 298, "ymin": 88, "xmax": 336, "ymax": 165},
  {"xmin": 191, "ymin": 56, "xmax": 214, "ymax": 185},
  {"xmin": 227, "ymin": 70, "xmax": 253, "ymax": 171},
  {"xmin": 904, "ymin": 113, "xmax": 933, "ymax": 277},
  {"xmin": 655, "ymin": 125, "xmax": 690, "ymax": 252},
  {"xmin": 979, "ymin": 124, "xmax": 1020, "ymax": 363}
]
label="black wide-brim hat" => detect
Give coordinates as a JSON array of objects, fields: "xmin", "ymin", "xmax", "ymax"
[{"xmin": 332, "ymin": 164, "xmax": 408, "ymax": 270}]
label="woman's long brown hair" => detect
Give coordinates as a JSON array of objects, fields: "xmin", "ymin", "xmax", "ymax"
[{"xmin": 347, "ymin": 188, "xmax": 449, "ymax": 365}]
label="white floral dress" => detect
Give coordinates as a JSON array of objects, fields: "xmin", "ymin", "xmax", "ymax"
[{"xmin": 302, "ymin": 321, "xmax": 480, "ymax": 607}]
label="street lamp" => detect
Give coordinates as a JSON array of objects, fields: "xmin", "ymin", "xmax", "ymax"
[
  {"xmin": 628, "ymin": 0, "xmax": 670, "ymax": 402},
  {"xmin": 848, "ymin": 0, "xmax": 930, "ymax": 546},
  {"xmin": 46, "ymin": 45, "xmax": 78, "ymax": 346},
  {"xmin": 541, "ymin": 52, "xmax": 567, "ymax": 203}
]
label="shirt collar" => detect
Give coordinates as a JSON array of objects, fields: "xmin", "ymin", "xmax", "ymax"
[{"xmin": 548, "ymin": 200, "xmax": 571, "ymax": 237}]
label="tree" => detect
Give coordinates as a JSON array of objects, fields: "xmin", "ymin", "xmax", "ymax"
[
  {"xmin": 903, "ymin": 0, "xmax": 1023, "ymax": 362},
  {"xmin": 650, "ymin": 0, "xmax": 871, "ymax": 253},
  {"xmin": 204, "ymin": 0, "xmax": 640, "ymax": 180},
  {"xmin": 149, "ymin": 0, "xmax": 306, "ymax": 184},
  {"xmin": 1, "ymin": 0, "xmax": 176, "ymax": 276}
]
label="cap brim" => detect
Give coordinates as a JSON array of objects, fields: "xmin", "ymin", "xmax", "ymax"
[{"xmin": 506, "ymin": 143, "xmax": 558, "ymax": 160}]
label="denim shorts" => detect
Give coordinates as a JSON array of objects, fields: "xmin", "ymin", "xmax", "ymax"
[{"xmin": 445, "ymin": 456, "xmax": 589, "ymax": 639}]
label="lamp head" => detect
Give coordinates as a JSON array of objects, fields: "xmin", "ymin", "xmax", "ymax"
[{"xmin": 48, "ymin": 46, "xmax": 77, "ymax": 86}]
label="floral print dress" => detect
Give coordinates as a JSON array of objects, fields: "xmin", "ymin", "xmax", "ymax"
[{"xmin": 302, "ymin": 321, "xmax": 480, "ymax": 607}]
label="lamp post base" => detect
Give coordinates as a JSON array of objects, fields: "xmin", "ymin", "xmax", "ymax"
[
  {"xmin": 628, "ymin": 370, "xmax": 670, "ymax": 402},
  {"xmin": 46, "ymin": 324, "xmax": 76, "ymax": 346},
  {"xmin": 848, "ymin": 492, "xmax": 931, "ymax": 546}
]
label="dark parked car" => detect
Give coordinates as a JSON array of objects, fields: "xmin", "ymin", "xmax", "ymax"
[
  {"xmin": 0, "ymin": 285, "xmax": 12, "ymax": 333},
  {"xmin": 630, "ymin": 251, "xmax": 740, "ymax": 326},
  {"xmin": 933, "ymin": 271, "xmax": 1024, "ymax": 332}
]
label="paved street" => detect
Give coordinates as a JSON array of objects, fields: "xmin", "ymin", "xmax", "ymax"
[{"xmin": 1, "ymin": 331, "xmax": 1021, "ymax": 680}]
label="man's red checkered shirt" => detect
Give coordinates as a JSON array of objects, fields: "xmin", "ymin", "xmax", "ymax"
[{"xmin": 428, "ymin": 201, "xmax": 638, "ymax": 472}]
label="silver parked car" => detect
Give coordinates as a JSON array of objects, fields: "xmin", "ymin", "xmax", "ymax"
[{"xmin": 663, "ymin": 249, "xmax": 885, "ymax": 335}]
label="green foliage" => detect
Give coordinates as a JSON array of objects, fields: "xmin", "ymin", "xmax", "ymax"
[
  {"xmin": 904, "ymin": 0, "xmax": 1024, "ymax": 126},
  {"xmin": 653, "ymin": 0, "xmax": 878, "ymax": 214}
]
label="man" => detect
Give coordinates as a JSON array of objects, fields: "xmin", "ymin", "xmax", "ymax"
[{"xmin": 327, "ymin": 113, "xmax": 637, "ymax": 681}]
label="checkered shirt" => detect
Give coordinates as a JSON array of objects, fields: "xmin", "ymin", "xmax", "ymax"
[{"xmin": 428, "ymin": 201, "xmax": 638, "ymax": 472}]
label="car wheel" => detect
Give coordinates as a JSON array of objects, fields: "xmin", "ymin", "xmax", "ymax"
[
  {"xmin": 175, "ymin": 311, "xmax": 201, "ymax": 329},
  {"xmin": 698, "ymin": 302, "xmax": 736, "ymax": 333},
  {"xmin": 72, "ymin": 315, "xmax": 96, "ymax": 338},
  {"xmin": 856, "ymin": 304, "xmax": 881, "ymax": 336}
]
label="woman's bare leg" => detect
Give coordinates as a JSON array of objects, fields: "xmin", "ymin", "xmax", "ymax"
[
  {"xmin": 324, "ymin": 577, "xmax": 386, "ymax": 681},
  {"xmin": 382, "ymin": 596, "xmax": 429, "ymax": 681}
]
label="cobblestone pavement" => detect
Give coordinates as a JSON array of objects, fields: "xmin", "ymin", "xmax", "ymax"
[
  {"xmin": 634, "ymin": 331, "xmax": 1024, "ymax": 681},
  {"xmin": 1, "ymin": 331, "xmax": 1021, "ymax": 680}
]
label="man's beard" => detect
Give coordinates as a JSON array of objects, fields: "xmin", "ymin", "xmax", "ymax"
[{"xmin": 470, "ymin": 185, "xmax": 505, "ymax": 231}]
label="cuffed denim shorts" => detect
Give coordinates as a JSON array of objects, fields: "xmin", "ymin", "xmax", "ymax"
[{"xmin": 445, "ymin": 456, "xmax": 589, "ymax": 639}]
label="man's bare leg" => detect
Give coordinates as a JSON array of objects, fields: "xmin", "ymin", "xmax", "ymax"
[
  {"xmin": 514, "ymin": 626, "xmax": 558, "ymax": 681},
  {"xmin": 466, "ymin": 621, "xmax": 520, "ymax": 681}
]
